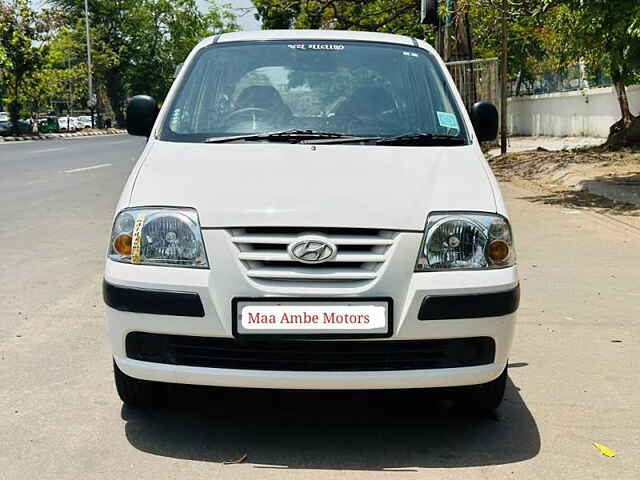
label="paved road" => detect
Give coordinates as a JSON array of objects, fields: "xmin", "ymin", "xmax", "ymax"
[{"xmin": 1, "ymin": 137, "xmax": 639, "ymax": 479}]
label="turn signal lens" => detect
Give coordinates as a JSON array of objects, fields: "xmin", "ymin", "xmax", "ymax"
[
  {"xmin": 487, "ymin": 239, "xmax": 510, "ymax": 264},
  {"xmin": 113, "ymin": 234, "xmax": 133, "ymax": 256}
]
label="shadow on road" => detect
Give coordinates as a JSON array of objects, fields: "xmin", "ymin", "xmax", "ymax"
[
  {"xmin": 518, "ymin": 174, "xmax": 640, "ymax": 216},
  {"xmin": 122, "ymin": 377, "xmax": 539, "ymax": 471}
]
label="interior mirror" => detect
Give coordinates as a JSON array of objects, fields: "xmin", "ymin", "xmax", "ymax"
[
  {"xmin": 126, "ymin": 95, "xmax": 159, "ymax": 137},
  {"xmin": 470, "ymin": 101, "xmax": 499, "ymax": 142}
]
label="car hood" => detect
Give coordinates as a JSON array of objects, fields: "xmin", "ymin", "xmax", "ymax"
[{"xmin": 130, "ymin": 141, "xmax": 496, "ymax": 230}]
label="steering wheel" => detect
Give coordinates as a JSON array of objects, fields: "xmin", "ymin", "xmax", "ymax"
[{"xmin": 223, "ymin": 107, "xmax": 273, "ymax": 127}]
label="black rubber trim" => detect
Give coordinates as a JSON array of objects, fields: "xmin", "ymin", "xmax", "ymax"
[
  {"xmin": 103, "ymin": 281, "xmax": 205, "ymax": 317},
  {"xmin": 126, "ymin": 332, "xmax": 496, "ymax": 371},
  {"xmin": 418, "ymin": 285, "xmax": 520, "ymax": 320}
]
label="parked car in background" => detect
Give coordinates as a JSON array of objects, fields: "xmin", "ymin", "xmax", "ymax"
[
  {"xmin": 76, "ymin": 115, "xmax": 94, "ymax": 129},
  {"xmin": 0, "ymin": 120, "xmax": 33, "ymax": 136},
  {"xmin": 0, "ymin": 112, "xmax": 9, "ymax": 122},
  {"xmin": 58, "ymin": 117, "xmax": 77, "ymax": 132}
]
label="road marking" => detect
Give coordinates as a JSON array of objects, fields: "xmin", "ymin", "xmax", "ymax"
[
  {"xmin": 0, "ymin": 140, "xmax": 36, "ymax": 145},
  {"xmin": 32, "ymin": 147, "xmax": 66, "ymax": 154},
  {"xmin": 64, "ymin": 163, "xmax": 112, "ymax": 174}
]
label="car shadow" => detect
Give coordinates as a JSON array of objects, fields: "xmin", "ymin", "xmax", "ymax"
[{"xmin": 122, "ymin": 377, "xmax": 540, "ymax": 471}]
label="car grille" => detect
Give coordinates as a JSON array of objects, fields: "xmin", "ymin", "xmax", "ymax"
[
  {"xmin": 227, "ymin": 227, "xmax": 398, "ymax": 285},
  {"xmin": 126, "ymin": 333, "xmax": 496, "ymax": 371}
]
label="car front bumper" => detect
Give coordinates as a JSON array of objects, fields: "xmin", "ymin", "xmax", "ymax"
[{"xmin": 105, "ymin": 237, "xmax": 519, "ymax": 390}]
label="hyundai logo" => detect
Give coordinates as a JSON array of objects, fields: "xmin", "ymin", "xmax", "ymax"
[{"xmin": 288, "ymin": 236, "xmax": 337, "ymax": 264}]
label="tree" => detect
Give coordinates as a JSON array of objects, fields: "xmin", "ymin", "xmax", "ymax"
[
  {"xmin": 466, "ymin": 1, "xmax": 550, "ymax": 95},
  {"xmin": 0, "ymin": 0, "xmax": 47, "ymax": 132},
  {"xmin": 52, "ymin": 0, "xmax": 237, "ymax": 125},
  {"xmin": 458, "ymin": 0, "xmax": 552, "ymax": 152},
  {"xmin": 253, "ymin": 0, "xmax": 434, "ymax": 39},
  {"xmin": 41, "ymin": 27, "xmax": 91, "ymax": 115},
  {"xmin": 126, "ymin": 0, "xmax": 239, "ymax": 101},
  {"xmin": 548, "ymin": 0, "xmax": 640, "ymax": 147}
]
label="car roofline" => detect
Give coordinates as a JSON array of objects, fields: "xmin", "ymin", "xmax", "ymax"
[{"xmin": 205, "ymin": 29, "xmax": 418, "ymax": 48}]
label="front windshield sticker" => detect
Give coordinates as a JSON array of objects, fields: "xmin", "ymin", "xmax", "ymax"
[
  {"xmin": 288, "ymin": 44, "xmax": 345, "ymax": 51},
  {"xmin": 437, "ymin": 111, "xmax": 460, "ymax": 130}
]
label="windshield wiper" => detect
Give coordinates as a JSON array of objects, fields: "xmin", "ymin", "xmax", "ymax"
[
  {"xmin": 204, "ymin": 129, "xmax": 357, "ymax": 144},
  {"xmin": 302, "ymin": 132, "xmax": 468, "ymax": 146},
  {"xmin": 374, "ymin": 133, "xmax": 467, "ymax": 146}
]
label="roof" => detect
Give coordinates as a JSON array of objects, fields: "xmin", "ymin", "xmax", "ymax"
[{"xmin": 214, "ymin": 29, "xmax": 417, "ymax": 47}]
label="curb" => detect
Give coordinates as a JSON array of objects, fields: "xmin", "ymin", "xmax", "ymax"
[{"xmin": 0, "ymin": 129, "xmax": 126, "ymax": 142}]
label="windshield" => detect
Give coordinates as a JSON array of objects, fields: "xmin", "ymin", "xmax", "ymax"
[{"xmin": 160, "ymin": 40, "xmax": 468, "ymax": 144}]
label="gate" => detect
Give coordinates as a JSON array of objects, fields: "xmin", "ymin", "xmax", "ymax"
[{"xmin": 446, "ymin": 58, "xmax": 499, "ymax": 112}]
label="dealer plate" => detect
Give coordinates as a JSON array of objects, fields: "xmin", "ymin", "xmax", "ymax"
[{"xmin": 232, "ymin": 298, "xmax": 392, "ymax": 339}]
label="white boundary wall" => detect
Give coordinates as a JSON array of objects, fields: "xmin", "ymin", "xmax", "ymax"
[{"xmin": 507, "ymin": 85, "xmax": 640, "ymax": 138}]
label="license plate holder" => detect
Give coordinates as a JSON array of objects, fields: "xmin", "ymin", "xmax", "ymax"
[{"xmin": 232, "ymin": 297, "xmax": 393, "ymax": 339}]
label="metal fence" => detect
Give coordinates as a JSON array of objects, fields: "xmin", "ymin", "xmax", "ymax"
[
  {"xmin": 509, "ymin": 64, "xmax": 612, "ymax": 97},
  {"xmin": 446, "ymin": 58, "xmax": 499, "ymax": 111}
]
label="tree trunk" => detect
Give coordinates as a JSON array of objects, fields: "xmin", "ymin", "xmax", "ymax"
[
  {"xmin": 613, "ymin": 79, "xmax": 633, "ymax": 127},
  {"xmin": 515, "ymin": 71, "xmax": 523, "ymax": 97},
  {"xmin": 605, "ymin": 68, "xmax": 640, "ymax": 147},
  {"xmin": 606, "ymin": 116, "xmax": 640, "ymax": 148},
  {"xmin": 500, "ymin": 0, "xmax": 508, "ymax": 154},
  {"xmin": 105, "ymin": 69, "xmax": 127, "ymax": 128},
  {"xmin": 605, "ymin": 63, "xmax": 640, "ymax": 148},
  {"xmin": 9, "ymin": 75, "xmax": 22, "ymax": 135}
]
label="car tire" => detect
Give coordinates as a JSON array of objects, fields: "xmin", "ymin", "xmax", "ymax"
[
  {"xmin": 457, "ymin": 364, "xmax": 508, "ymax": 413},
  {"xmin": 113, "ymin": 360, "xmax": 167, "ymax": 408}
]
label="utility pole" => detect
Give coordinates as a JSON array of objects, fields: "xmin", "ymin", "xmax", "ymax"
[
  {"xmin": 84, "ymin": 0, "xmax": 95, "ymax": 128},
  {"xmin": 67, "ymin": 55, "xmax": 72, "ymax": 130},
  {"xmin": 500, "ymin": 0, "xmax": 508, "ymax": 154}
]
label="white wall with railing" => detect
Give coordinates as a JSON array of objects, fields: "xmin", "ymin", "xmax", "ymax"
[{"xmin": 507, "ymin": 85, "xmax": 640, "ymax": 138}]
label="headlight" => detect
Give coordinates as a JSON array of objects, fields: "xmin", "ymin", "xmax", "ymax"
[
  {"xmin": 415, "ymin": 213, "xmax": 515, "ymax": 271},
  {"xmin": 108, "ymin": 207, "xmax": 209, "ymax": 268}
]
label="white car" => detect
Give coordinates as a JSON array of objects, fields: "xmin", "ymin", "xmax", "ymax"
[
  {"xmin": 76, "ymin": 115, "xmax": 94, "ymax": 129},
  {"xmin": 0, "ymin": 112, "xmax": 8, "ymax": 122},
  {"xmin": 105, "ymin": 30, "xmax": 518, "ymax": 411},
  {"xmin": 58, "ymin": 117, "xmax": 77, "ymax": 132}
]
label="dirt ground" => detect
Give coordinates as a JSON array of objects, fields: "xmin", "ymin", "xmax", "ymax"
[{"xmin": 488, "ymin": 143, "xmax": 640, "ymax": 231}]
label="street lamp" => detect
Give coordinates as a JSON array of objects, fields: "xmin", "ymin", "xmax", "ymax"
[{"xmin": 84, "ymin": 0, "xmax": 96, "ymax": 128}]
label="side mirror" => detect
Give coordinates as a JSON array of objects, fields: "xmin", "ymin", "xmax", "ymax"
[
  {"xmin": 126, "ymin": 95, "xmax": 159, "ymax": 137},
  {"xmin": 470, "ymin": 101, "xmax": 499, "ymax": 142}
]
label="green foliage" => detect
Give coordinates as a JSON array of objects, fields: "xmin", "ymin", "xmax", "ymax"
[
  {"xmin": 466, "ymin": 1, "xmax": 550, "ymax": 93},
  {"xmin": 253, "ymin": 0, "xmax": 435, "ymax": 40},
  {"xmin": 547, "ymin": 0, "xmax": 640, "ymax": 86},
  {"xmin": 51, "ymin": 0, "xmax": 238, "ymax": 124},
  {"xmin": 0, "ymin": 0, "xmax": 48, "ymax": 125},
  {"xmin": 126, "ymin": 0, "xmax": 239, "ymax": 101},
  {"xmin": 253, "ymin": 0, "xmax": 549, "ymax": 91},
  {"xmin": 545, "ymin": 0, "xmax": 640, "ymax": 130}
]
